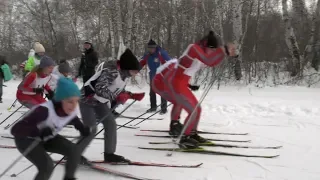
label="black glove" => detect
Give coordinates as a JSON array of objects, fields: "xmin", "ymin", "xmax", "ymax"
[
  {"xmin": 80, "ymin": 126, "xmax": 91, "ymax": 137},
  {"xmin": 39, "ymin": 127, "xmax": 53, "ymax": 140},
  {"xmin": 188, "ymin": 84, "xmax": 200, "ymax": 91},
  {"xmin": 46, "ymin": 90, "xmax": 54, "ymax": 100},
  {"xmin": 33, "ymin": 87, "xmax": 44, "ymax": 94}
]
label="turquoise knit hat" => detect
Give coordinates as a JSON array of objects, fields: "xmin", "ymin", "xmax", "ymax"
[{"xmin": 53, "ymin": 77, "xmax": 80, "ymax": 102}]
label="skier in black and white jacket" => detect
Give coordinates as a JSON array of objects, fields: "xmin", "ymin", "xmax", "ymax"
[{"xmin": 77, "ymin": 49, "xmax": 145, "ymax": 163}]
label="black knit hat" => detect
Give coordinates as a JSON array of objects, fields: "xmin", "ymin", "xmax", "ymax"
[
  {"xmin": 58, "ymin": 62, "xmax": 72, "ymax": 74},
  {"xmin": 207, "ymin": 31, "xmax": 219, "ymax": 48},
  {"xmin": 147, "ymin": 39, "xmax": 157, "ymax": 48},
  {"xmin": 119, "ymin": 49, "xmax": 141, "ymax": 71}
]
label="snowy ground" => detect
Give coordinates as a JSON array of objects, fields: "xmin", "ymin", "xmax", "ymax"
[{"xmin": 0, "ymin": 80, "xmax": 319, "ymax": 180}]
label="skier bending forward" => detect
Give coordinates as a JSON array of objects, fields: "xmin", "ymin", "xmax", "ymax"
[
  {"xmin": 152, "ymin": 31, "xmax": 237, "ymax": 148},
  {"xmin": 78, "ymin": 48, "xmax": 145, "ymax": 163},
  {"xmin": 11, "ymin": 77, "xmax": 91, "ymax": 180}
]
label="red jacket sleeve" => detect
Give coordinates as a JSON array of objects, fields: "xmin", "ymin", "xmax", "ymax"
[
  {"xmin": 139, "ymin": 58, "xmax": 147, "ymax": 68},
  {"xmin": 19, "ymin": 72, "xmax": 37, "ymax": 92},
  {"xmin": 189, "ymin": 44, "xmax": 226, "ymax": 67}
]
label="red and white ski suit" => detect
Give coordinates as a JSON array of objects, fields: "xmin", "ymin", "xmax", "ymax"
[
  {"xmin": 152, "ymin": 44, "xmax": 226, "ymax": 135},
  {"xmin": 16, "ymin": 72, "xmax": 52, "ymax": 108}
]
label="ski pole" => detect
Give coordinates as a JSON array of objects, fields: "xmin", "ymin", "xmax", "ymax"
[
  {"xmin": 116, "ymin": 103, "xmax": 165, "ymax": 129},
  {"xmin": 7, "ymin": 99, "xmax": 18, "ymax": 110},
  {"xmin": 0, "ymin": 140, "xmax": 40, "ymax": 178},
  {"xmin": 132, "ymin": 103, "xmax": 173, "ymax": 126},
  {"xmin": 4, "ymin": 111, "xmax": 28, "ymax": 130},
  {"xmin": 0, "ymin": 105, "xmax": 23, "ymax": 126},
  {"xmin": 167, "ymin": 80, "xmax": 214, "ymax": 157},
  {"xmin": 53, "ymin": 100, "xmax": 137, "ymax": 169}
]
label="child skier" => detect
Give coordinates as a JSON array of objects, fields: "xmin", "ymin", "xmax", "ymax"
[
  {"xmin": 25, "ymin": 42, "xmax": 45, "ymax": 72},
  {"xmin": 17, "ymin": 56, "xmax": 55, "ymax": 108},
  {"xmin": 78, "ymin": 49, "xmax": 145, "ymax": 163},
  {"xmin": 152, "ymin": 31, "xmax": 237, "ymax": 148},
  {"xmin": 11, "ymin": 77, "xmax": 91, "ymax": 180},
  {"xmin": 49, "ymin": 60, "xmax": 73, "ymax": 91}
]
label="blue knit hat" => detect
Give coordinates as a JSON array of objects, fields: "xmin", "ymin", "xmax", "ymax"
[{"xmin": 53, "ymin": 77, "xmax": 80, "ymax": 102}]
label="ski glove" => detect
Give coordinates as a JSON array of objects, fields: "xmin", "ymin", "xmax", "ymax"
[
  {"xmin": 80, "ymin": 126, "xmax": 91, "ymax": 137},
  {"xmin": 131, "ymin": 93, "xmax": 145, "ymax": 101},
  {"xmin": 39, "ymin": 127, "xmax": 53, "ymax": 140},
  {"xmin": 46, "ymin": 90, "xmax": 54, "ymax": 100},
  {"xmin": 188, "ymin": 84, "xmax": 200, "ymax": 91},
  {"xmin": 33, "ymin": 87, "xmax": 44, "ymax": 94},
  {"xmin": 116, "ymin": 92, "xmax": 131, "ymax": 104}
]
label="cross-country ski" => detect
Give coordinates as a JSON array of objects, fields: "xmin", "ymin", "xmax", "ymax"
[
  {"xmin": 56, "ymin": 159, "xmax": 202, "ymax": 168},
  {"xmin": 139, "ymin": 129, "xmax": 248, "ymax": 135},
  {"xmin": 138, "ymin": 147, "xmax": 280, "ymax": 159}
]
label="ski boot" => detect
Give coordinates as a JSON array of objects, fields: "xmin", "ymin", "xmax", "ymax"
[
  {"xmin": 79, "ymin": 156, "xmax": 93, "ymax": 166},
  {"xmin": 104, "ymin": 153, "xmax": 131, "ymax": 163},
  {"xmin": 146, "ymin": 107, "xmax": 157, "ymax": 113},
  {"xmin": 159, "ymin": 109, "xmax": 167, "ymax": 115},
  {"xmin": 112, "ymin": 110, "xmax": 120, "ymax": 117},
  {"xmin": 190, "ymin": 131, "xmax": 209, "ymax": 143},
  {"xmin": 169, "ymin": 120, "xmax": 183, "ymax": 137},
  {"xmin": 178, "ymin": 135, "xmax": 199, "ymax": 149}
]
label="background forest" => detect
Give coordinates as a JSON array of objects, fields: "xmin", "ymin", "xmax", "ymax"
[{"xmin": 0, "ymin": 0, "xmax": 320, "ymax": 87}]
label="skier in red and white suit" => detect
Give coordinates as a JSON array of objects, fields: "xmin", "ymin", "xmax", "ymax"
[{"xmin": 152, "ymin": 31, "xmax": 237, "ymax": 148}]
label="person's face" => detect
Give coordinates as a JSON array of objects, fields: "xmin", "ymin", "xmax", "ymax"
[
  {"xmin": 83, "ymin": 43, "xmax": 91, "ymax": 50},
  {"xmin": 129, "ymin": 70, "xmax": 139, "ymax": 76},
  {"xmin": 148, "ymin": 47, "xmax": 156, "ymax": 54},
  {"xmin": 37, "ymin": 52, "xmax": 45, "ymax": 56},
  {"xmin": 43, "ymin": 66, "xmax": 54, "ymax": 75},
  {"xmin": 61, "ymin": 96, "xmax": 79, "ymax": 115}
]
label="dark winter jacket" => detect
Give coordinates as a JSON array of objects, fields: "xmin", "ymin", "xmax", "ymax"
[
  {"xmin": 78, "ymin": 47, "xmax": 99, "ymax": 79},
  {"xmin": 139, "ymin": 46, "xmax": 171, "ymax": 79},
  {"xmin": 80, "ymin": 60, "xmax": 132, "ymax": 106},
  {"xmin": 11, "ymin": 101, "xmax": 85, "ymax": 138},
  {"xmin": 0, "ymin": 55, "xmax": 8, "ymax": 79}
]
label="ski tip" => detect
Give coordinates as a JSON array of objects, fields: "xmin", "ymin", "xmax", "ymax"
[{"xmin": 196, "ymin": 163, "xmax": 204, "ymax": 167}]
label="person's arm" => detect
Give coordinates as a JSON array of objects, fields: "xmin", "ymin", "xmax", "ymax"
[
  {"xmin": 11, "ymin": 106, "xmax": 49, "ymax": 137},
  {"xmin": 68, "ymin": 116, "xmax": 85, "ymax": 131},
  {"xmin": 94, "ymin": 62, "xmax": 119, "ymax": 101},
  {"xmin": 159, "ymin": 49, "xmax": 171, "ymax": 64},
  {"xmin": 189, "ymin": 44, "xmax": 226, "ymax": 67},
  {"xmin": 139, "ymin": 53, "xmax": 148, "ymax": 68},
  {"xmin": 18, "ymin": 72, "xmax": 37, "ymax": 92},
  {"xmin": 24, "ymin": 56, "xmax": 34, "ymax": 72},
  {"xmin": 78, "ymin": 54, "xmax": 85, "ymax": 77}
]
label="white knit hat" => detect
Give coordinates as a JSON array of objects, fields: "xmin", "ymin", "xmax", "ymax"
[{"xmin": 34, "ymin": 42, "xmax": 45, "ymax": 53}]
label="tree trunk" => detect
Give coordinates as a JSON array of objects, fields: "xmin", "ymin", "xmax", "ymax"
[
  {"xmin": 282, "ymin": 0, "xmax": 302, "ymax": 76},
  {"xmin": 125, "ymin": 0, "xmax": 134, "ymax": 48}
]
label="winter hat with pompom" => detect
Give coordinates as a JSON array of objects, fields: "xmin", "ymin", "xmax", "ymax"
[
  {"xmin": 34, "ymin": 42, "xmax": 45, "ymax": 53},
  {"xmin": 54, "ymin": 77, "xmax": 80, "ymax": 102},
  {"xmin": 119, "ymin": 49, "xmax": 141, "ymax": 71}
]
